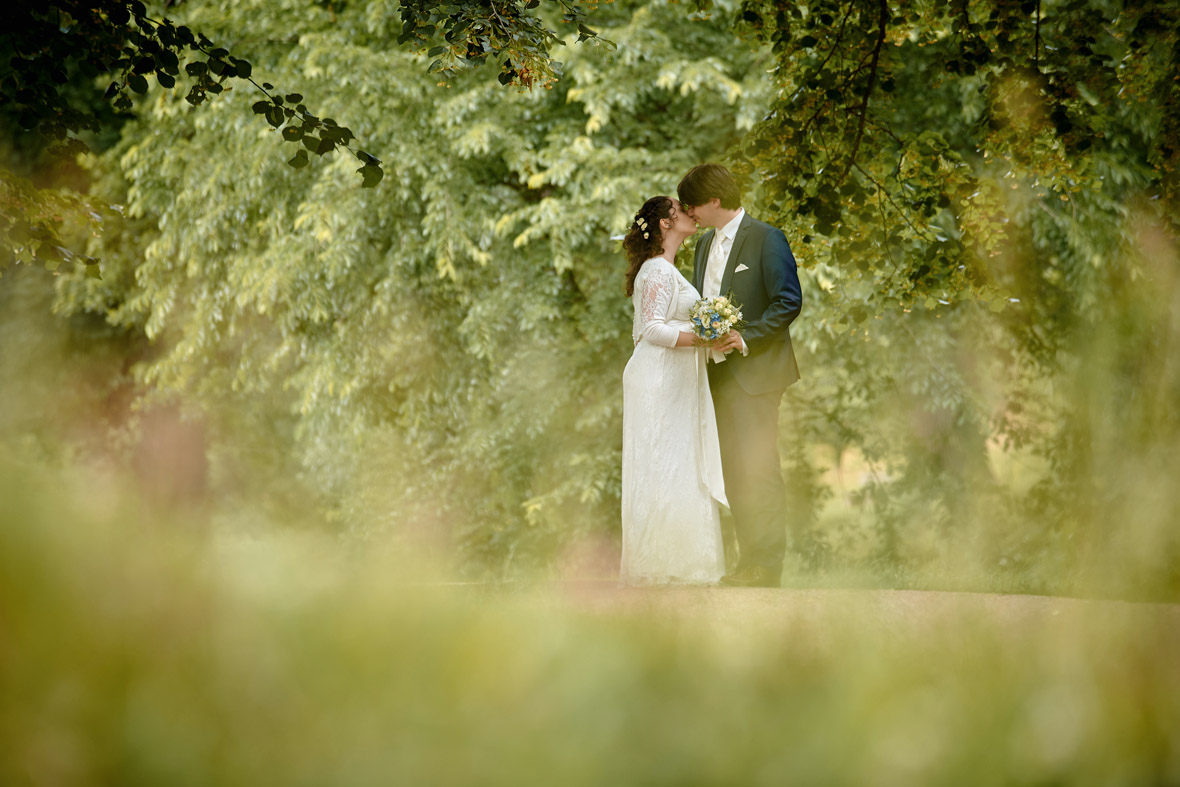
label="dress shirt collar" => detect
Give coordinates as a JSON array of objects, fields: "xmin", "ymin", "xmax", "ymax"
[{"xmin": 717, "ymin": 208, "xmax": 745, "ymax": 243}]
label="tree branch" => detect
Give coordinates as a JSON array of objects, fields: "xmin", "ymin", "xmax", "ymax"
[
  {"xmin": 814, "ymin": 1, "xmax": 858, "ymax": 75},
  {"xmin": 864, "ymin": 115, "xmax": 903, "ymax": 146},
  {"xmin": 854, "ymin": 162, "xmax": 933, "ymax": 242},
  {"xmin": 838, "ymin": 0, "xmax": 887, "ymax": 185},
  {"xmin": 794, "ymin": 1, "xmax": 856, "ymax": 135},
  {"xmin": 1034, "ymin": 0, "xmax": 1042, "ymax": 71}
]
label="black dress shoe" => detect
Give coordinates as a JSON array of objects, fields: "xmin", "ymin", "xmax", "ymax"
[{"xmin": 720, "ymin": 565, "xmax": 781, "ymax": 588}]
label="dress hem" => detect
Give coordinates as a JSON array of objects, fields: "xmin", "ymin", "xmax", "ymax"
[{"xmin": 617, "ymin": 575, "xmax": 723, "ymax": 588}]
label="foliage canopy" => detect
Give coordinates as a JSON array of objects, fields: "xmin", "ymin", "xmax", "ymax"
[
  {"xmin": 0, "ymin": 0, "xmax": 618, "ymax": 272},
  {"xmin": 5, "ymin": 0, "xmax": 1179, "ymax": 594}
]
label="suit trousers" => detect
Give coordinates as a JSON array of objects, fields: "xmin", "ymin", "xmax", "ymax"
[{"xmin": 708, "ymin": 360, "xmax": 787, "ymax": 571}]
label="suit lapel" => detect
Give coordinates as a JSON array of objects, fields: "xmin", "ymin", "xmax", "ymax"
[
  {"xmin": 694, "ymin": 229, "xmax": 715, "ymax": 293},
  {"xmin": 717, "ymin": 215, "xmax": 752, "ymax": 297}
]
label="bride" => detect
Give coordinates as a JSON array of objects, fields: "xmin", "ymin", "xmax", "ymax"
[{"xmin": 619, "ymin": 196, "xmax": 738, "ymax": 585}]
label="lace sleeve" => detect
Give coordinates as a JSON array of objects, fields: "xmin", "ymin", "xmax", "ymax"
[{"xmin": 635, "ymin": 262, "xmax": 680, "ymax": 348}]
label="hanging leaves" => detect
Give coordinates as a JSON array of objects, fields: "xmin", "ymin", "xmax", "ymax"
[{"xmin": 2, "ymin": 0, "xmax": 384, "ymax": 200}]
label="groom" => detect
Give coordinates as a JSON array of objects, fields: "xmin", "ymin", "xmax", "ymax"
[{"xmin": 678, "ymin": 163, "xmax": 803, "ymax": 588}]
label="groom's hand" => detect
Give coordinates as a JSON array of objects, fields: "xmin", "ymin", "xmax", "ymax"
[{"xmin": 715, "ymin": 330, "xmax": 744, "ymax": 354}]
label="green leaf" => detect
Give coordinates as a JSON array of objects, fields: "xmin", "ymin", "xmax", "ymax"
[
  {"xmin": 288, "ymin": 149, "xmax": 309, "ymax": 169},
  {"xmin": 17, "ymin": 110, "xmax": 38, "ymax": 131},
  {"xmin": 127, "ymin": 73, "xmax": 148, "ymax": 94},
  {"xmin": 282, "ymin": 126, "xmax": 303, "ymax": 141},
  {"xmin": 326, "ymin": 126, "xmax": 356, "ymax": 144},
  {"xmin": 232, "ymin": 58, "xmax": 252, "ymax": 78},
  {"xmin": 315, "ymin": 137, "xmax": 335, "ymax": 156},
  {"xmin": 359, "ymin": 164, "xmax": 384, "ymax": 188},
  {"xmin": 158, "ymin": 50, "xmax": 180, "ymax": 75},
  {"xmin": 185, "ymin": 61, "xmax": 208, "ymax": 77},
  {"xmin": 428, "ymin": 46, "xmax": 448, "ymax": 57},
  {"xmin": 156, "ymin": 72, "xmax": 175, "ymax": 89},
  {"xmin": 285, "ymin": 93, "xmax": 303, "ymax": 104},
  {"xmin": 252, "ymin": 100, "xmax": 270, "ymax": 114}
]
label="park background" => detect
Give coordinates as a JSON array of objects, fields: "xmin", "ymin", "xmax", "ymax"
[{"xmin": 2, "ymin": 0, "xmax": 1179, "ymax": 783}]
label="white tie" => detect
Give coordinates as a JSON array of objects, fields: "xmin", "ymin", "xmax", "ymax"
[
  {"xmin": 702, "ymin": 233, "xmax": 731, "ymax": 363},
  {"xmin": 702, "ymin": 232, "xmax": 729, "ymax": 298}
]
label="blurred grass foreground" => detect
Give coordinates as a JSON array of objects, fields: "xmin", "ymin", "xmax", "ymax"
[{"xmin": 2, "ymin": 455, "xmax": 1179, "ymax": 786}]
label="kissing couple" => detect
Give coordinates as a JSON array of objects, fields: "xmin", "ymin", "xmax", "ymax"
[{"xmin": 620, "ymin": 164, "xmax": 803, "ymax": 588}]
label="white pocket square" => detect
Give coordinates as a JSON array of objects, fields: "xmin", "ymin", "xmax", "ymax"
[{"xmin": 735, "ymin": 263, "xmax": 750, "ymax": 273}]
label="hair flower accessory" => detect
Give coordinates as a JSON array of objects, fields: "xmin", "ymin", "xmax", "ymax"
[{"xmin": 634, "ymin": 216, "xmax": 650, "ymax": 239}]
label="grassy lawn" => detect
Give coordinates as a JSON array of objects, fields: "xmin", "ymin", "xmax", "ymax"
[{"xmin": 3, "ymin": 459, "xmax": 1178, "ymax": 787}]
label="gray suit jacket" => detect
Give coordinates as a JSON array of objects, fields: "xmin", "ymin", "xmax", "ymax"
[{"xmin": 693, "ymin": 213, "xmax": 802, "ymax": 395}]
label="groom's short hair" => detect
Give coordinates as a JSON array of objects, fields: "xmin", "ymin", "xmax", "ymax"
[{"xmin": 678, "ymin": 164, "xmax": 741, "ymax": 210}]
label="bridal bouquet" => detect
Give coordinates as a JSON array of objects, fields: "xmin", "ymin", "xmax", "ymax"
[{"xmin": 690, "ymin": 295, "xmax": 743, "ymax": 342}]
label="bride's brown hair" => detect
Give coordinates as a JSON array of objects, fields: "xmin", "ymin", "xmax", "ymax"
[{"xmin": 623, "ymin": 196, "xmax": 673, "ymax": 297}]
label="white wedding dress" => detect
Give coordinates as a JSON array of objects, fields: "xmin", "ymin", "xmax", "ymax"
[{"xmin": 620, "ymin": 257, "xmax": 727, "ymax": 585}]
